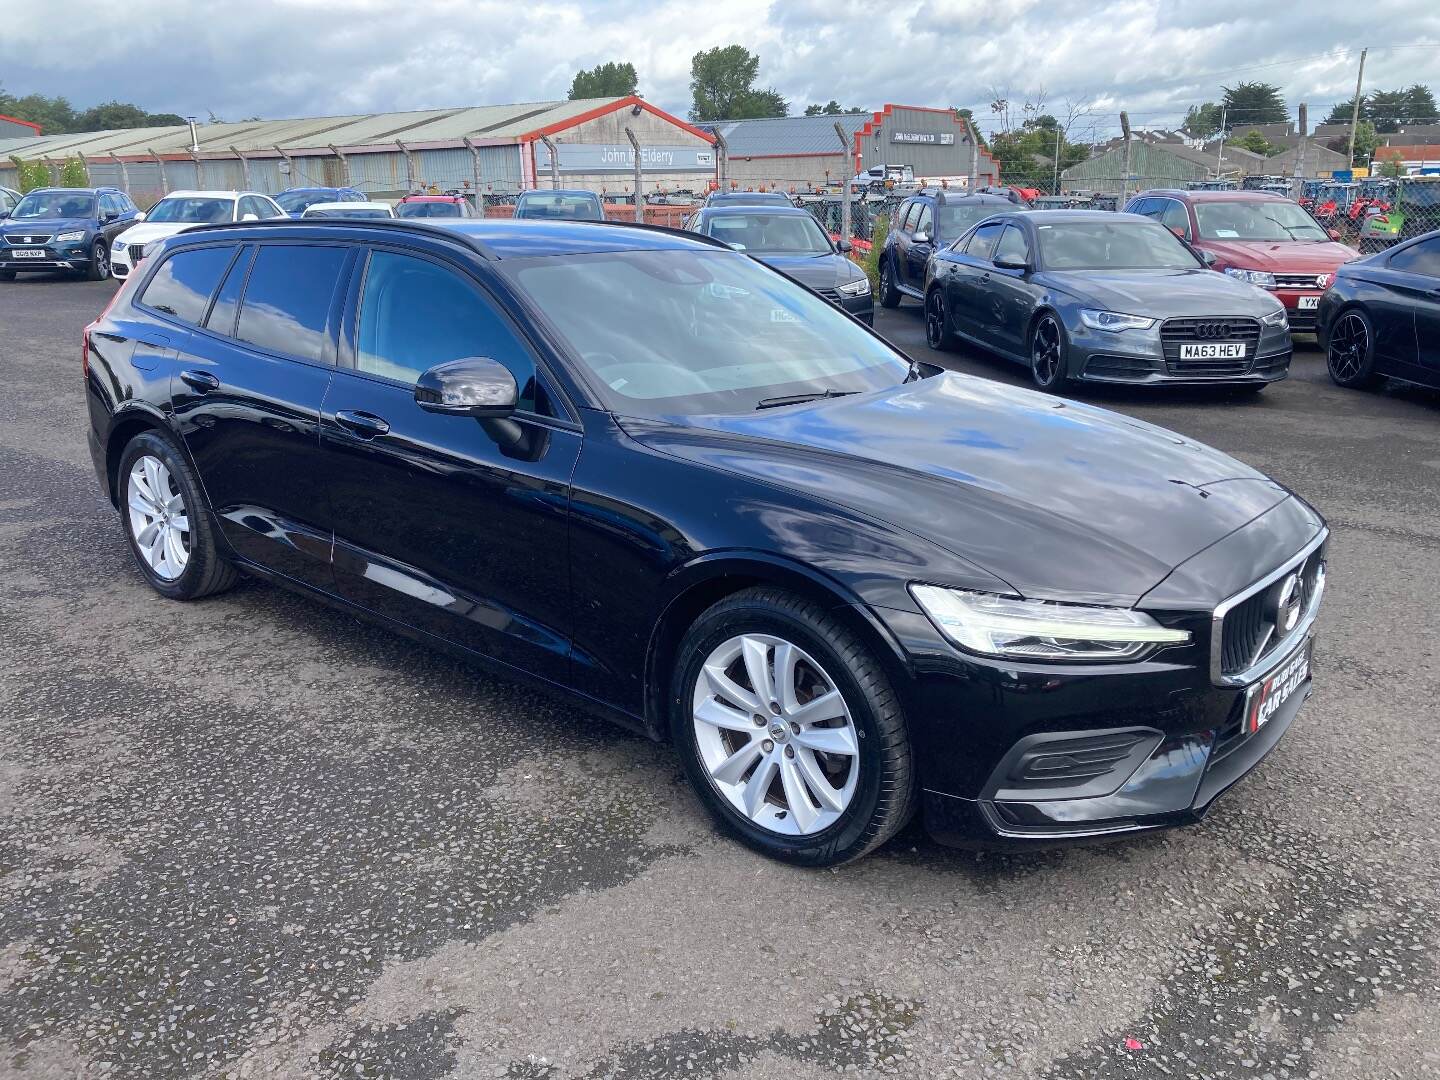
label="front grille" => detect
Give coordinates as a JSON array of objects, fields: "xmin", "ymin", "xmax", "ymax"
[
  {"xmin": 1217, "ymin": 544, "xmax": 1325, "ymax": 679},
  {"xmin": 1160, "ymin": 317, "xmax": 1261, "ymax": 378},
  {"xmin": 1274, "ymin": 273, "xmax": 1326, "ymax": 289},
  {"xmin": 1084, "ymin": 354, "xmax": 1154, "ymax": 380},
  {"xmin": 815, "ymin": 288, "xmax": 842, "ymax": 302},
  {"xmin": 4, "ymin": 232, "xmax": 54, "ymax": 245},
  {"xmin": 128, "ymin": 244, "xmax": 146, "ymax": 265},
  {"xmin": 1286, "ymin": 309, "xmax": 1318, "ymax": 332}
]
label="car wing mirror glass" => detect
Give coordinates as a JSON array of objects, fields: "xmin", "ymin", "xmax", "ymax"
[
  {"xmin": 415, "ymin": 356, "xmax": 517, "ymax": 418},
  {"xmin": 913, "ymin": 231, "xmax": 930, "ymax": 244},
  {"xmin": 134, "ymin": 210, "xmax": 146, "ymax": 221},
  {"xmin": 993, "ymin": 255, "xmax": 1029, "ymax": 272},
  {"xmin": 836, "ymin": 238, "xmax": 852, "ymax": 253},
  {"xmin": 241, "ymin": 213, "xmax": 259, "ymax": 222}
]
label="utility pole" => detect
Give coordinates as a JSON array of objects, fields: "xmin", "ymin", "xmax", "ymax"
[
  {"xmin": 1053, "ymin": 126, "xmax": 1062, "ymax": 193},
  {"xmin": 964, "ymin": 115, "xmax": 980, "ymax": 189},
  {"xmin": 539, "ymin": 136, "xmax": 560, "ymax": 188},
  {"xmin": 230, "ymin": 146, "xmax": 250, "ymax": 190},
  {"xmin": 834, "ymin": 121, "xmax": 853, "ymax": 248},
  {"xmin": 1119, "ymin": 112, "xmax": 1133, "ymax": 203},
  {"xmin": 625, "ymin": 128, "xmax": 644, "ymax": 222},
  {"xmin": 462, "ymin": 137, "xmax": 483, "ymax": 211},
  {"xmin": 1215, "ymin": 104, "xmax": 1227, "ymax": 178},
  {"xmin": 1295, "ymin": 104, "xmax": 1309, "ymax": 198},
  {"xmin": 1347, "ymin": 48, "xmax": 1368, "ymax": 167},
  {"xmin": 711, "ymin": 127, "xmax": 729, "ymax": 190}
]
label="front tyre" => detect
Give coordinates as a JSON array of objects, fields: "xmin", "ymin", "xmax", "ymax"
[
  {"xmin": 1030, "ymin": 313, "xmax": 1071, "ymax": 392},
  {"xmin": 877, "ymin": 256, "xmax": 901, "ymax": 308},
  {"xmin": 925, "ymin": 287, "xmax": 957, "ymax": 351},
  {"xmin": 1326, "ymin": 308, "xmax": 1380, "ymax": 390},
  {"xmin": 671, "ymin": 587, "xmax": 916, "ymax": 866},
  {"xmin": 86, "ymin": 240, "xmax": 111, "ymax": 281},
  {"xmin": 118, "ymin": 431, "xmax": 238, "ymax": 600}
]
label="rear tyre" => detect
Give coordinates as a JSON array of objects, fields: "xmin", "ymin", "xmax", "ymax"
[
  {"xmin": 925, "ymin": 287, "xmax": 957, "ymax": 351},
  {"xmin": 670, "ymin": 587, "xmax": 916, "ymax": 867},
  {"xmin": 1326, "ymin": 308, "xmax": 1380, "ymax": 390},
  {"xmin": 1030, "ymin": 313, "xmax": 1072, "ymax": 392},
  {"xmin": 118, "ymin": 431, "xmax": 238, "ymax": 601},
  {"xmin": 86, "ymin": 240, "xmax": 111, "ymax": 282},
  {"xmin": 878, "ymin": 257, "xmax": 901, "ymax": 308}
]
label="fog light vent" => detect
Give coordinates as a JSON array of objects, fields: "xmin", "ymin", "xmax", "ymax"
[{"xmin": 987, "ymin": 727, "xmax": 1163, "ymax": 802}]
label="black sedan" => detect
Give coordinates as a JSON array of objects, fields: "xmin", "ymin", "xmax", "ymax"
[
  {"xmin": 684, "ymin": 204, "xmax": 873, "ymax": 323},
  {"xmin": 924, "ymin": 210, "xmax": 1293, "ymax": 392},
  {"xmin": 1317, "ymin": 229, "xmax": 1440, "ymax": 390},
  {"xmin": 84, "ymin": 217, "xmax": 1324, "ymax": 865}
]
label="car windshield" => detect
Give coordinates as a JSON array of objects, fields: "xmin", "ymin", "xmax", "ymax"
[
  {"xmin": 396, "ymin": 201, "xmax": 463, "ymax": 218},
  {"xmin": 145, "ymin": 197, "xmax": 236, "ymax": 224},
  {"xmin": 1038, "ymin": 220, "xmax": 1200, "ymax": 270},
  {"xmin": 516, "ymin": 194, "xmax": 602, "ymax": 220},
  {"xmin": 1195, "ymin": 200, "xmax": 1328, "ymax": 241},
  {"xmin": 504, "ymin": 249, "xmax": 907, "ymax": 419},
  {"xmin": 705, "ymin": 213, "xmax": 831, "ymax": 254},
  {"xmin": 274, "ymin": 191, "xmax": 336, "ymax": 213},
  {"xmin": 939, "ymin": 203, "xmax": 1005, "ymax": 236},
  {"xmin": 12, "ymin": 192, "xmax": 96, "ymax": 219},
  {"xmin": 305, "ymin": 207, "xmax": 391, "ymax": 218}
]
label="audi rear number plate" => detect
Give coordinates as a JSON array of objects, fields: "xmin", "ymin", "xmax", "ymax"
[
  {"xmin": 1245, "ymin": 637, "xmax": 1313, "ymax": 733},
  {"xmin": 11, "ymin": 249, "xmax": 46, "ymax": 259},
  {"xmin": 1179, "ymin": 342, "xmax": 1245, "ymax": 360},
  {"xmin": 1297, "ymin": 295, "xmax": 1320, "ymax": 310}
]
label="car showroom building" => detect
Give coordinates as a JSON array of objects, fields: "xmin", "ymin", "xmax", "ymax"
[
  {"xmin": 0, "ymin": 97, "xmax": 716, "ymax": 204},
  {"xmin": 702, "ymin": 105, "xmax": 999, "ymax": 192}
]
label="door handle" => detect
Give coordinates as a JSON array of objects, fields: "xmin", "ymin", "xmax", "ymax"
[
  {"xmin": 335, "ymin": 410, "xmax": 390, "ymax": 438},
  {"xmin": 179, "ymin": 369, "xmax": 219, "ymax": 393}
]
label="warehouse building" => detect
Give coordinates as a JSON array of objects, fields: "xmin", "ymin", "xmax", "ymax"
[
  {"xmin": 702, "ymin": 105, "xmax": 998, "ymax": 192},
  {"xmin": 1062, "ymin": 135, "xmax": 1348, "ymax": 196},
  {"xmin": 0, "ymin": 113, "xmax": 42, "ymax": 140},
  {"xmin": 0, "ymin": 96, "xmax": 715, "ymax": 205}
]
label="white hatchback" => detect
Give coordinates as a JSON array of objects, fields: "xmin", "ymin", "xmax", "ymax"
[
  {"xmin": 110, "ymin": 191, "xmax": 286, "ymax": 278},
  {"xmin": 301, "ymin": 201, "xmax": 396, "ymax": 219}
]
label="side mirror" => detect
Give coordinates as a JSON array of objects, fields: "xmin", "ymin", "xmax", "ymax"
[
  {"xmin": 101, "ymin": 210, "xmax": 117, "ymax": 223},
  {"xmin": 1328, "ymin": 228, "xmax": 1342, "ymax": 241},
  {"xmin": 241, "ymin": 213, "xmax": 259, "ymax": 222},
  {"xmin": 913, "ymin": 231, "xmax": 930, "ymax": 245},
  {"xmin": 836, "ymin": 239, "xmax": 852, "ymax": 253},
  {"xmin": 416, "ymin": 356, "xmax": 517, "ymax": 416},
  {"xmin": 0, "ymin": 209, "xmax": 8, "ymax": 220},
  {"xmin": 134, "ymin": 210, "xmax": 146, "ymax": 222},
  {"xmin": 993, "ymin": 255, "xmax": 1030, "ymax": 272}
]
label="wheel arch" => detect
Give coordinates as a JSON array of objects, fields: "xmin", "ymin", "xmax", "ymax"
[
  {"xmin": 104, "ymin": 406, "xmax": 180, "ymax": 509},
  {"xmin": 642, "ymin": 552, "xmax": 913, "ymax": 741}
]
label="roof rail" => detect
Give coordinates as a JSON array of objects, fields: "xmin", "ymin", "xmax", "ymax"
[
  {"xmin": 172, "ymin": 216, "xmax": 503, "ymax": 261},
  {"xmin": 582, "ymin": 216, "xmax": 734, "ymax": 250}
]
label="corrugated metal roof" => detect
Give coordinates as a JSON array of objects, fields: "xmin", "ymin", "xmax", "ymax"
[
  {"xmin": 0, "ymin": 98, "xmax": 629, "ymax": 160},
  {"xmin": 701, "ymin": 114, "xmax": 868, "ymax": 157}
]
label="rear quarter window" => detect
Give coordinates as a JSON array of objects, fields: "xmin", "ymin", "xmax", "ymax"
[{"xmin": 138, "ymin": 245, "xmax": 240, "ymax": 326}]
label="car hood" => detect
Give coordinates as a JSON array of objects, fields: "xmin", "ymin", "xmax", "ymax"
[
  {"xmin": 113, "ymin": 221, "xmax": 196, "ymax": 247},
  {"xmin": 3, "ymin": 217, "xmax": 93, "ymax": 237},
  {"xmin": 1197, "ymin": 238, "xmax": 1357, "ymax": 273},
  {"xmin": 626, "ymin": 373, "xmax": 1289, "ymax": 605},
  {"xmin": 755, "ymin": 252, "xmax": 866, "ymax": 290},
  {"xmin": 1038, "ymin": 268, "xmax": 1280, "ymax": 316}
]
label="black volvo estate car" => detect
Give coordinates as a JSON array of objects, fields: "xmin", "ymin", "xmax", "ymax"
[{"xmin": 84, "ymin": 218, "xmax": 1326, "ymax": 865}]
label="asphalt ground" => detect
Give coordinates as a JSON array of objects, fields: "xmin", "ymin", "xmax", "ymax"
[{"xmin": 2, "ymin": 273, "xmax": 1439, "ymax": 1080}]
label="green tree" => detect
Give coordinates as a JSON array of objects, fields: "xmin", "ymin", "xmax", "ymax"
[
  {"xmin": 1403, "ymin": 84, "xmax": 1438, "ymax": 123},
  {"xmin": 0, "ymin": 91, "xmax": 77, "ymax": 134},
  {"xmin": 1235, "ymin": 129, "xmax": 1275, "ymax": 156},
  {"xmin": 58, "ymin": 156, "xmax": 89, "ymax": 187},
  {"xmin": 1324, "ymin": 96, "xmax": 1360, "ymax": 126},
  {"xmin": 688, "ymin": 45, "xmax": 787, "ymax": 121},
  {"xmin": 1350, "ymin": 120, "xmax": 1378, "ymax": 164},
  {"xmin": 806, "ymin": 101, "xmax": 841, "ymax": 116},
  {"xmin": 567, "ymin": 61, "xmax": 638, "ymax": 100},
  {"xmin": 73, "ymin": 101, "xmax": 184, "ymax": 131},
  {"xmin": 1220, "ymin": 81, "xmax": 1287, "ymax": 128},
  {"xmin": 9, "ymin": 157, "xmax": 51, "ymax": 193},
  {"xmin": 1184, "ymin": 102, "xmax": 1225, "ymax": 139}
]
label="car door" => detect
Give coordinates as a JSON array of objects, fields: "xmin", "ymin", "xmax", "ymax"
[
  {"xmin": 99, "ymin": 194, "xmax": 132, "ymax": 249},
  {"xmin": 319, "ymin": 245, "xmax": 582, "ymax": 683},
  {"xmin": 904, "ymin": 201, "xmax": 935, "ymax": 290},
  {"xmin": 984, "ymin": 223, "xmax": 1039, "ymax": 357},
  {"xmin": 889, "ymin": 200, "xmax": 915, "ymax": 285},
  {"xmin": 1384, "ymin": 237, "xmax": 1440, "ymax": 376},
  {"xmin": 169, "ymin": 240, "xmax": 352, "ymax": 588},
  {"xmin": 947, "ymin": 221, "xmax": 1006, "ymax": 341}
]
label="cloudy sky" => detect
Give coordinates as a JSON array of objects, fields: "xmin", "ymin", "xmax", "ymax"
[{"xmin": 4, "ymin": 0, "xmax": 1440, "ymax": 138}]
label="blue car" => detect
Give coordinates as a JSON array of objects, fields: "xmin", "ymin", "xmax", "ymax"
[
  {"xmin": 0, "ymin": 186, "xmax": 140, "ymax": 281},
  {"xmin": 274, "ymin": 186, "xmax": 367, "ymax": 218},
  {"xmin": 513, "ymin": 189, "xmax": 604, "ymax": 221}
]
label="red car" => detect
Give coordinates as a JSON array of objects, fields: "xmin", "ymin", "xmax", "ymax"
[
  {"xmin": 1125, "ymin": 189, "xmax": 1356, "ymax": 333},
  {"xmin": 395, "ymin": 193, "xmax": 476, "ymax": 219}
]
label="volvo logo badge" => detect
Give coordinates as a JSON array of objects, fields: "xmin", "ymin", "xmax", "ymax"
[{"xmin": 1274, "ymin": 573, "xmax": 1303, "ymax": 634}]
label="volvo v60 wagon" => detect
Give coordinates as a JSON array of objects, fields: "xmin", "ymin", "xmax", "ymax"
[{"xmin": 84, "ymin": 218, "xmax": 1327, "ymax": 865}]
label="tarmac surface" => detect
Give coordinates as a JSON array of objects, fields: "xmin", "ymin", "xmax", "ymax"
[{"xmin": 2, "ymin": 274, "xmax": 1438, "ymax": 1079}]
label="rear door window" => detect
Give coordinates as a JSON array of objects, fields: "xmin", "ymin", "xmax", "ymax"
[
  {"xmin": 1159, "ymin": 200, "xmax": 1192, "ymax": 240},
  {"xmin": 235, "ymin": 244, "xmax": 349, "ymax": 363},
  {"xmin": 914, "ymin": 204, "xmax": 934, "ymax": 239},
  {"xmin": 993, "ymin": 224, "xmax": 1030, "ymax": 265},
  {"xmin": 966, "ymin": 222, "xmax": 1005, "ymax": 261},
  {"xmin": 139, "ymin": 245, "xmax": 240, "ymax": 326}
]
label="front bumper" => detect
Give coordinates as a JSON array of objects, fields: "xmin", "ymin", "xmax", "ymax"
[
  {"xmin": 1070, "ymin": 319, "xmax": 1292, "ymax": 386},
  {"xmin": 833, "ymin": 290, "xmax": 874, "ymax": 324},
  {"xmin": 0, "ymin": 246, "xmax": 91, "ymax": 272},
  {"xmin": 1275, "ymin": 289, "xmax": 1325, "ymax": 333}
]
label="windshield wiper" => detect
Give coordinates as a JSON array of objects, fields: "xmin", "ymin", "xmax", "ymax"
[{"xmin": 755, "ymin": 388, "xmax": 859, "ymax": 410}]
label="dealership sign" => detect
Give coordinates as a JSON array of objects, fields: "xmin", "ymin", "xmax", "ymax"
[
  {"xmin": 534, "ymin": 143, "xmax": 715, "ymax": 173},
  {"xmin": 892, "ymin": 131, "xmax": 955, "ymax": 145}
]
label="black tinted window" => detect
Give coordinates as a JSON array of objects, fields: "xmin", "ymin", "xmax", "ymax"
[
  {"xmin": 1388, "ymin": 238, "xmax": 1440, "ymax": 277},
  {"xmin": 236, "ymin": 245, "xmax": 347, "ymax": 362},
  {"xmin": 356, "ymin": 251, "xmax": 544, "ymax": 412},
  {"xmin": 139, "ymin": 245, "xmax": 237, "ymax": 326},
  {"xmin": 993, "ymin": 225, "xmax": 1029, "ymax": 264},
  {"xmin": 967, "ymin": 222, "xmax": 1005, "ymax": 261},
  {"xmin": 205, "ymin": 246, "xmax": 252, "ymax": 335}
]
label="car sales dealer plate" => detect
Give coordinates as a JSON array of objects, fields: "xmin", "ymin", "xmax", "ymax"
[
  {"xmin": 1180, "ymin": 342, "xmax": 1246, "ymax": 360},
  {"xmin": 1245, "ymin": 637, "xmax": 1313, "ymax": 733}
]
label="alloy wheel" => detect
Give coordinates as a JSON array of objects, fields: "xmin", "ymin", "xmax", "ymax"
[
  {"xmin": 690, "ymin": 633, "xmax": 860, "ymax": 836},
  {"xmin": 127, "ymin": 455, "xmax": 190, "ymax": 580},
  {"xmin": 1032, "ymin": 317, "xmax": 1063, "ymax": 385},
  {"xmin": 1328, "ymin": 312, "xmax": 1368, "ymax": 382},
  {"xmin": 94, "ymin": 243, "xmax": 110, "ymax": 280},
  {"xmin": 925, "ymin": 291, "xmax": 946, "ymax": 349}
]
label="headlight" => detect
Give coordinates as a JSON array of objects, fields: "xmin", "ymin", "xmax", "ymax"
[
  {"xmin": 1079, "ymin": 309, "xmax": 1155, "ymax": 332},
  {"xmin": 54, "ymin": 230, "xmax": 86, "ymax": 243},
  {"xmin": 836, "ymin": 277, "xmax": 871, "ymax": 297},
  {"xmin": 1260, "ymin": 307, "xmax": 1288, "ymax": 327},
  {"xmin": 1224, "ymin": 268, "xmax": 1276, "ymax": 288},
  {"xmin": 910, "ymin": 584, "xmax": 1190, "ymax": 662}
]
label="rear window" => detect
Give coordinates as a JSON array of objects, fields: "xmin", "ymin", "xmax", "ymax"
[
  {"xmin": 235, "ymin": 245, "xmax": 348, "ymax": 362},
  {"xmin": 395, "ymin": 201, "xmax": 463, "ymax": 218},
  {"xmin": 516, "ymin": 194, "xmax": 602, "ymax": 220},
  {"xmin": 139, "ymin": 245, "xmax": 238, "ymax": 326}
]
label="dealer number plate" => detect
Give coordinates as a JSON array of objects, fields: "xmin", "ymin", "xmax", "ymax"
[
  {"xmin": 1179, "ymin": 342, "xmax": 1245, "ymax": 360},
  {"xmin": 11, "ymin": 249, "xmax": 46, "ymax": 259},
  {"xmin": 1298, "ymin": 296, "xmax": 1320, "ymax": 310},
  {"xmin": 1246, "ymin": 638, "xmax": 1313, "ymax": 733}
]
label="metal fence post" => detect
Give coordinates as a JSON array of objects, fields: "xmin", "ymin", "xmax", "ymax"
[
  {"xmin": 834, "ymin": 122, "xmax": 853, "ymax": 245},
  {"xmin": 625, "ymin": 128, "xmax": 643, "ymax": 222},
  {"xmin": 328, "ymin": 144, "xmax": 349, "ymax": 186},
  {"xmin": 462, "ymin": 137, "xmax": 483, "ymax": 210},
  {"xmin": 396, "ymin": 141, "xmax": 415, "ymax": 192},
  {"xmin": 1295, "ymin": 104, "xmax": 1308, "ymax": 199},
  {"xmin": 190, "ymin": 151, "xmax": 203, "ymax": 189},
  {"xmin": 539, "ymin": 136, "xmax": 560, "ymax": 189},
  {"xmin": 712, "ymin": 128, "xmax": 729, "ymax": 191},
  {"xmin": 963, "ymin": 116, "xmax": 980, "ymax": 190},
  {"xmin": 231, "ymin": 146, "xmax": 250, "ymax": 190},
  {"xmin": 274, "ymin": 145, "xmax": 297, "ymax": 189},
  {"xmin": 1119, "ymin": 114, "xmax": 1133, "ymax": 204},
  {"xmin": 112, "ymin": 154, "xmax": 129, "ymax": 195},
  {"xmin": 150, "ymin": 149, "xmax": 169, "ymax": 194}
]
